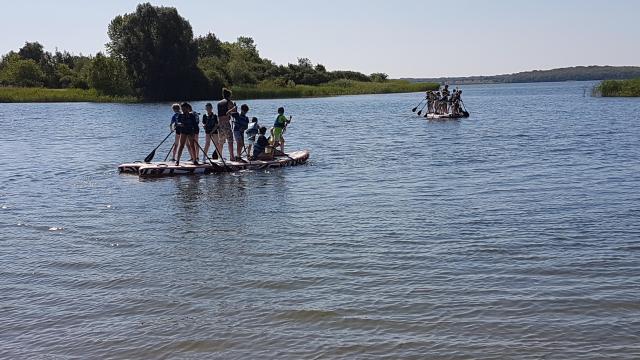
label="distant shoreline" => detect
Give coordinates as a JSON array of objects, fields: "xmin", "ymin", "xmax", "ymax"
[
  {"xmin": 0, "ymin": 81, "xmax": 438, "ymax": 103},
  {"xmin": 403, "ymin": 65, "xmax": 640, "ymax": 86}
]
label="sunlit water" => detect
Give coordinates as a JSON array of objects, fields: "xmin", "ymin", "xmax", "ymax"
[{"xmin": 1, "ymin": 81, "xmax": 639, "ymax": 359}]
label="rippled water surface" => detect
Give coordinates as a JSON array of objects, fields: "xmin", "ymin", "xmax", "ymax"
[{"xmin": 1, "ymin": 81, "xmax": 639, "ymax": 359}]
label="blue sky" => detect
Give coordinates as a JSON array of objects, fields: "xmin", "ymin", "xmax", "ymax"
[{"xmin": 1, "ymin": 0, "xmax": 638, "ymax": 78}]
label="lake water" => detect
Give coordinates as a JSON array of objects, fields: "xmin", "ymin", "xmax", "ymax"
[{"xmin": 1, "ymin": 81, "xmax": 639, "ymax": 359}]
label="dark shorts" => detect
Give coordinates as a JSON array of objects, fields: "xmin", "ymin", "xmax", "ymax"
[
  {"xmin": 233, "ymin": 130, "xmax": 245, "ymax": 143},
  {"xmin": 175, "ymin": 129, "xmax": 182, "ymax": 135},
  {"xmin": 205, "ymin": 129, "xmax": 218, "ymax": 135}
]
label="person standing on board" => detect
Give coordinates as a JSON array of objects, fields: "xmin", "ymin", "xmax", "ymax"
[
  {"xmin": 202, "ymin": 103, "xmax": 219, "ymax": 161},
  {"xmin": 175, "ymin": 102, "xmax": 199, "ymax": 166},
  {"xmin": 230, "ymin": 104, "xmax": 251, "ymax": 161},
  {"xmin": 272, "ymin": 107, "xmax": 291, "ymax": 155},
  {"xmin": 246, "ymin": 117, "xmax": 260, "ymax": 158},
  {"xmin": 441, "ymin": 85, "xmax": 450, "ymax": 114},
  {"xmin": 169, "ymin": 103, "xmax": 181, "ymax": 161},
  {"xmin": 192, "ymin": 107, "xmax": 201, "ymax": 162},
  {"xmin": 217, "ymin": 88, "xmax": 235, "ymax": 161}
]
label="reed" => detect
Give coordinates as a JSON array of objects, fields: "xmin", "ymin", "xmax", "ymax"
[
  {"xmin": 0, "ymin": 87, "xmax": 139, "ymax": 103},
  {"xmin": 233, "ymin": 80, "xmax": 439, "ymax": 100},
  {"xmin": 596, "ymin": 78, "xmax": 640, "ymax": 97}
]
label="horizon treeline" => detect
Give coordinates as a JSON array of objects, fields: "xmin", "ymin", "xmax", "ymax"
[{"xmin": 0, "ymin": 3, "xmax": 389, "ymax": 101}]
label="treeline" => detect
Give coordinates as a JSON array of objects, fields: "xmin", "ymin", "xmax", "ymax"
[
  {"xmin": 0, "ymin": 3, "xmax": 389, "ymax": 101},
  {"xmin": 596, "ymin": 78, "xmax": 640, "ymax": 97},
  {"xmin": 405, "ymin": 66, "xmax": 640, "ymax": 85}
]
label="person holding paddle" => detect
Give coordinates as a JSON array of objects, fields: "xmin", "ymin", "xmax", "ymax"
[
  {"xmin": 230, "ymin": 104, "xmax": 250, "ymax": 161},
  {"xmin": 169, "ymin": 103, "xmax": 181, "ymax": 161},
  {"xmin": 202, "ymin": 103, "xmax": 219, "ymax": 161},
  {"xmin": 175, "ymin": 102, "xmax": 199, "ymax": 166},
  {"xmin": 272, "ymin": 107, "xmax": 291, "ymax": 155},
  {"xmin": 217, "ymin": 88, "xmax": 235, "ymax": 161}
]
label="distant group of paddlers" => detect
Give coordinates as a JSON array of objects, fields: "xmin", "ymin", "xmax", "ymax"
[{"xmin": 425, "ymin": 85, "xmax": 466, "ymax": 115}]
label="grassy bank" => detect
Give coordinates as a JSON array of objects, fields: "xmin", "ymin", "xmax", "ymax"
[
  {"xmin": 233, "ymin": 80, "xmax": 439, "ymax": 100},
  {"xmin": 0, "ymin": 80, "xmax": 438, "ymax": 103},
  {"xmin": 0, "ymin": 87, "xmax": 139, "ymax": 103},
  {"xmin": 596, "ymin": 78, "xmax": 640, "ymax": 97}
]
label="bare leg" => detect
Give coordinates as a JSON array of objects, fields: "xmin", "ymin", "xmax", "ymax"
[
  {"xmin": 175, "ymin": 133, "xmax": 189, "ymax": 165},
  {"xmin": 191, "ymin": 133, "xmax": 199, "ymax": 160},
  {"xmin": 203, "ymin": 132, "xmax": 211, "ymax": 158},
  {"xmin": 172, "ymin": 133, "xmax": 180, "ymax": 160},
  {"xmin": 186, "ymin": 136, "xmax": 195, "ymax": 161},
  {"xmin": 228, "ymin": 137, "xmax": 235, "ymax": 161},
  {"xmin": 236, "ymin": 138, "xmax": 245, "ymax": 159}
]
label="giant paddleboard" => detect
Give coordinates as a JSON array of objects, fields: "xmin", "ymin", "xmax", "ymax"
[{"xmin": 119, "ymin": 150, "xmax": 310, "ymax": 177}]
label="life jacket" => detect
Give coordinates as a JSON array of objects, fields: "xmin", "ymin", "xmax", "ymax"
[
  {"xmin": 203, "ymin": 113, "xmax": 218, "ymax": 131},
  {"xmin": 246, "ymin": 122, "xmax": 259, "ymax": 137},
  {"xmin": 274, "ymin": 114, "xmax": 287, "ymax": 129}
]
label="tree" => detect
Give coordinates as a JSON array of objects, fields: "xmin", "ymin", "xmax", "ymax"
[
  {"xmin": 106, "ymin": 3, "xmax": 211, "ymax": 100},
  {"xmin": 297, "ymin": 57, "xmax": 312, "ymax": 68},
  {"xmin": 0, "ymin": 56, "xmax": 44, "ymax": 86},
  {"xmin": 87, "ymin": 53, "xmax": 132, "ymax": 95},
  {"xmin": 18, "ymin": 42, "xmax": 45, "ymax": 63},
  {"xmin": 370, "ymin": 73, "xmax": 388, "ymax": 82},
  {"xmin": 195, "ymin": 33, "xmax": 225, "ymax": 58}
]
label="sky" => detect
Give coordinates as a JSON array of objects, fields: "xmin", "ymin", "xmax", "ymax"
[{"xmin": 0, "ymin": 0, "xmax": 638, "ymax": 78}]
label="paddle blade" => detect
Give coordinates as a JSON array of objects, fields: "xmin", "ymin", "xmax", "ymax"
[
  {"xmin": 417, "ymin": 110, "xmax": 422, "ymax": 116},
  {"xmin": 412, "ymin": 107, "xmax": 418, "ymax": 112},
  {"xmin": 144, "ymin": 150, "xmax": 156, "ymax": 163}
]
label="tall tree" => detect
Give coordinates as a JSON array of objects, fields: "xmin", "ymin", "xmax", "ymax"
[
  {"xmin": 106, "ymin": 3, "xmax": 211, "ymax": 100},
  {"xmin": 18, "ymin": 42, "xmax": 45, "ymax": 63}
]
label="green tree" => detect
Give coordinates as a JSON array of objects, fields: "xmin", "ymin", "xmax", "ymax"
[
  {"xmin": 87, "ymin": 53, "xmax": 133, "ymax": 95},
  {"xmin": 0, "ymin": 56, "xmax": 45, "ymax": 86},
  {"xmin": 106, "ymin": 3, "xmax": 211, "ymax": 100},
  {"xmin": 195, "ymin": 33, "xmax": 226, "ymax": 58},
  {"xmin": 370, "ymin": 72, "xmax": 388, "ymax": 82},
  {"xmin": 18, "ymin": 42, "xmax": 45, "ymax": 63}
]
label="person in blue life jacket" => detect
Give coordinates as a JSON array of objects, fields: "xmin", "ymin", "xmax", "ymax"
[
  {"xmin": 245, "ymin": 117, "xmax": 259, "ymax": 159},
  {"xmin": 272, "ymin": 107, "xmax": 291, "ymax": 155},
  {"xmin": 230, "ymin": 104, "xmax": 250, "ymax": 161},
  {"xmin": 169, "ymin": 103, "xmax": 181, "ymax": 161},
  {"xmin": 250, "ymin": 126, "xmax": 272, "ymax": 161},
  {"xmin": 201, "ymin": 103, "xmax": 219, "ymax": 161},
  {"xmin": 175, "ymin": 102, "xmax": 199, "ymax": 166}
]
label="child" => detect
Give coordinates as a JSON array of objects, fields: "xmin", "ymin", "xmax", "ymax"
[
  {"xmin": 175, "ymin": 102, "xmax": 199, "ymax": 166},
  {"xmin": 272, "ymin": 107, "xmax": 291, "ymax": 155},
  {"xmin": 202, "ymin": 103, "xmax": 219, "ymax": 161},
  {"xmin": 251, "ymin": 126, "xmax": 272, "ymax": 161},
  {"xmin": 169, "ymin": 103, "xmax": 181, "ymax": 161},
  {"xmin": 230, "ymin": 104, "xmax": 250, "ymax": 161},
  {"xmin": 245, "ymin": 117, "xmax": 259, "ymax": 159}
]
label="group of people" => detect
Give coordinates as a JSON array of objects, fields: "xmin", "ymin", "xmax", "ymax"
[
  {"xmin": 425, "ymin": 85, "xmax": 465, "ymax": 115},
  {"xmin": 169, "ymin": 88, "xmax": 292, "ymax": 166}
]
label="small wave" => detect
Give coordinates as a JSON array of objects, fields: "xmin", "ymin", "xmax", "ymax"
[{"xmin": 274, "ymin": 308, "xmax": 340, "ymax": 322}]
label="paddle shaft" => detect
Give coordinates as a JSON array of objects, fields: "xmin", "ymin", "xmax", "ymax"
[
  {"xmin": 412, "ymin": 97, "xmax": 427, "ymax": 112},
  {"xmin": 144, "ymin": 130, "xmax": 174, "ymax": 162},
  {"xmin": 208, "ymin": 132, "xmax": 231, "ymax": 171}
]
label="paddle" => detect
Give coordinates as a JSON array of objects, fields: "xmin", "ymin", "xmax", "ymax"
[
  {"xmin": 416, "ymin": 102, "xmax": 428, "ymax": 116},
  {"xmin": 194, "ymin": 136, "xmax": 225, "ymax": 172},
  {"xmin": 163, "ymin": 143, "xmax": 175, "ymax": 162},
  {"xmin": 412, "ymin": 97, "xmax": 426, "ymax": 112},
  {"xmin": 208, "ymin": 133, "xmax": 232, "ymax": 172},
  {"xmin": 460, "ymin": 100, "xmax": 470, "ymax": 117},
  {"xmin": 144, "ymin": 130, "xmax": 174, "ymax": 163}
]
